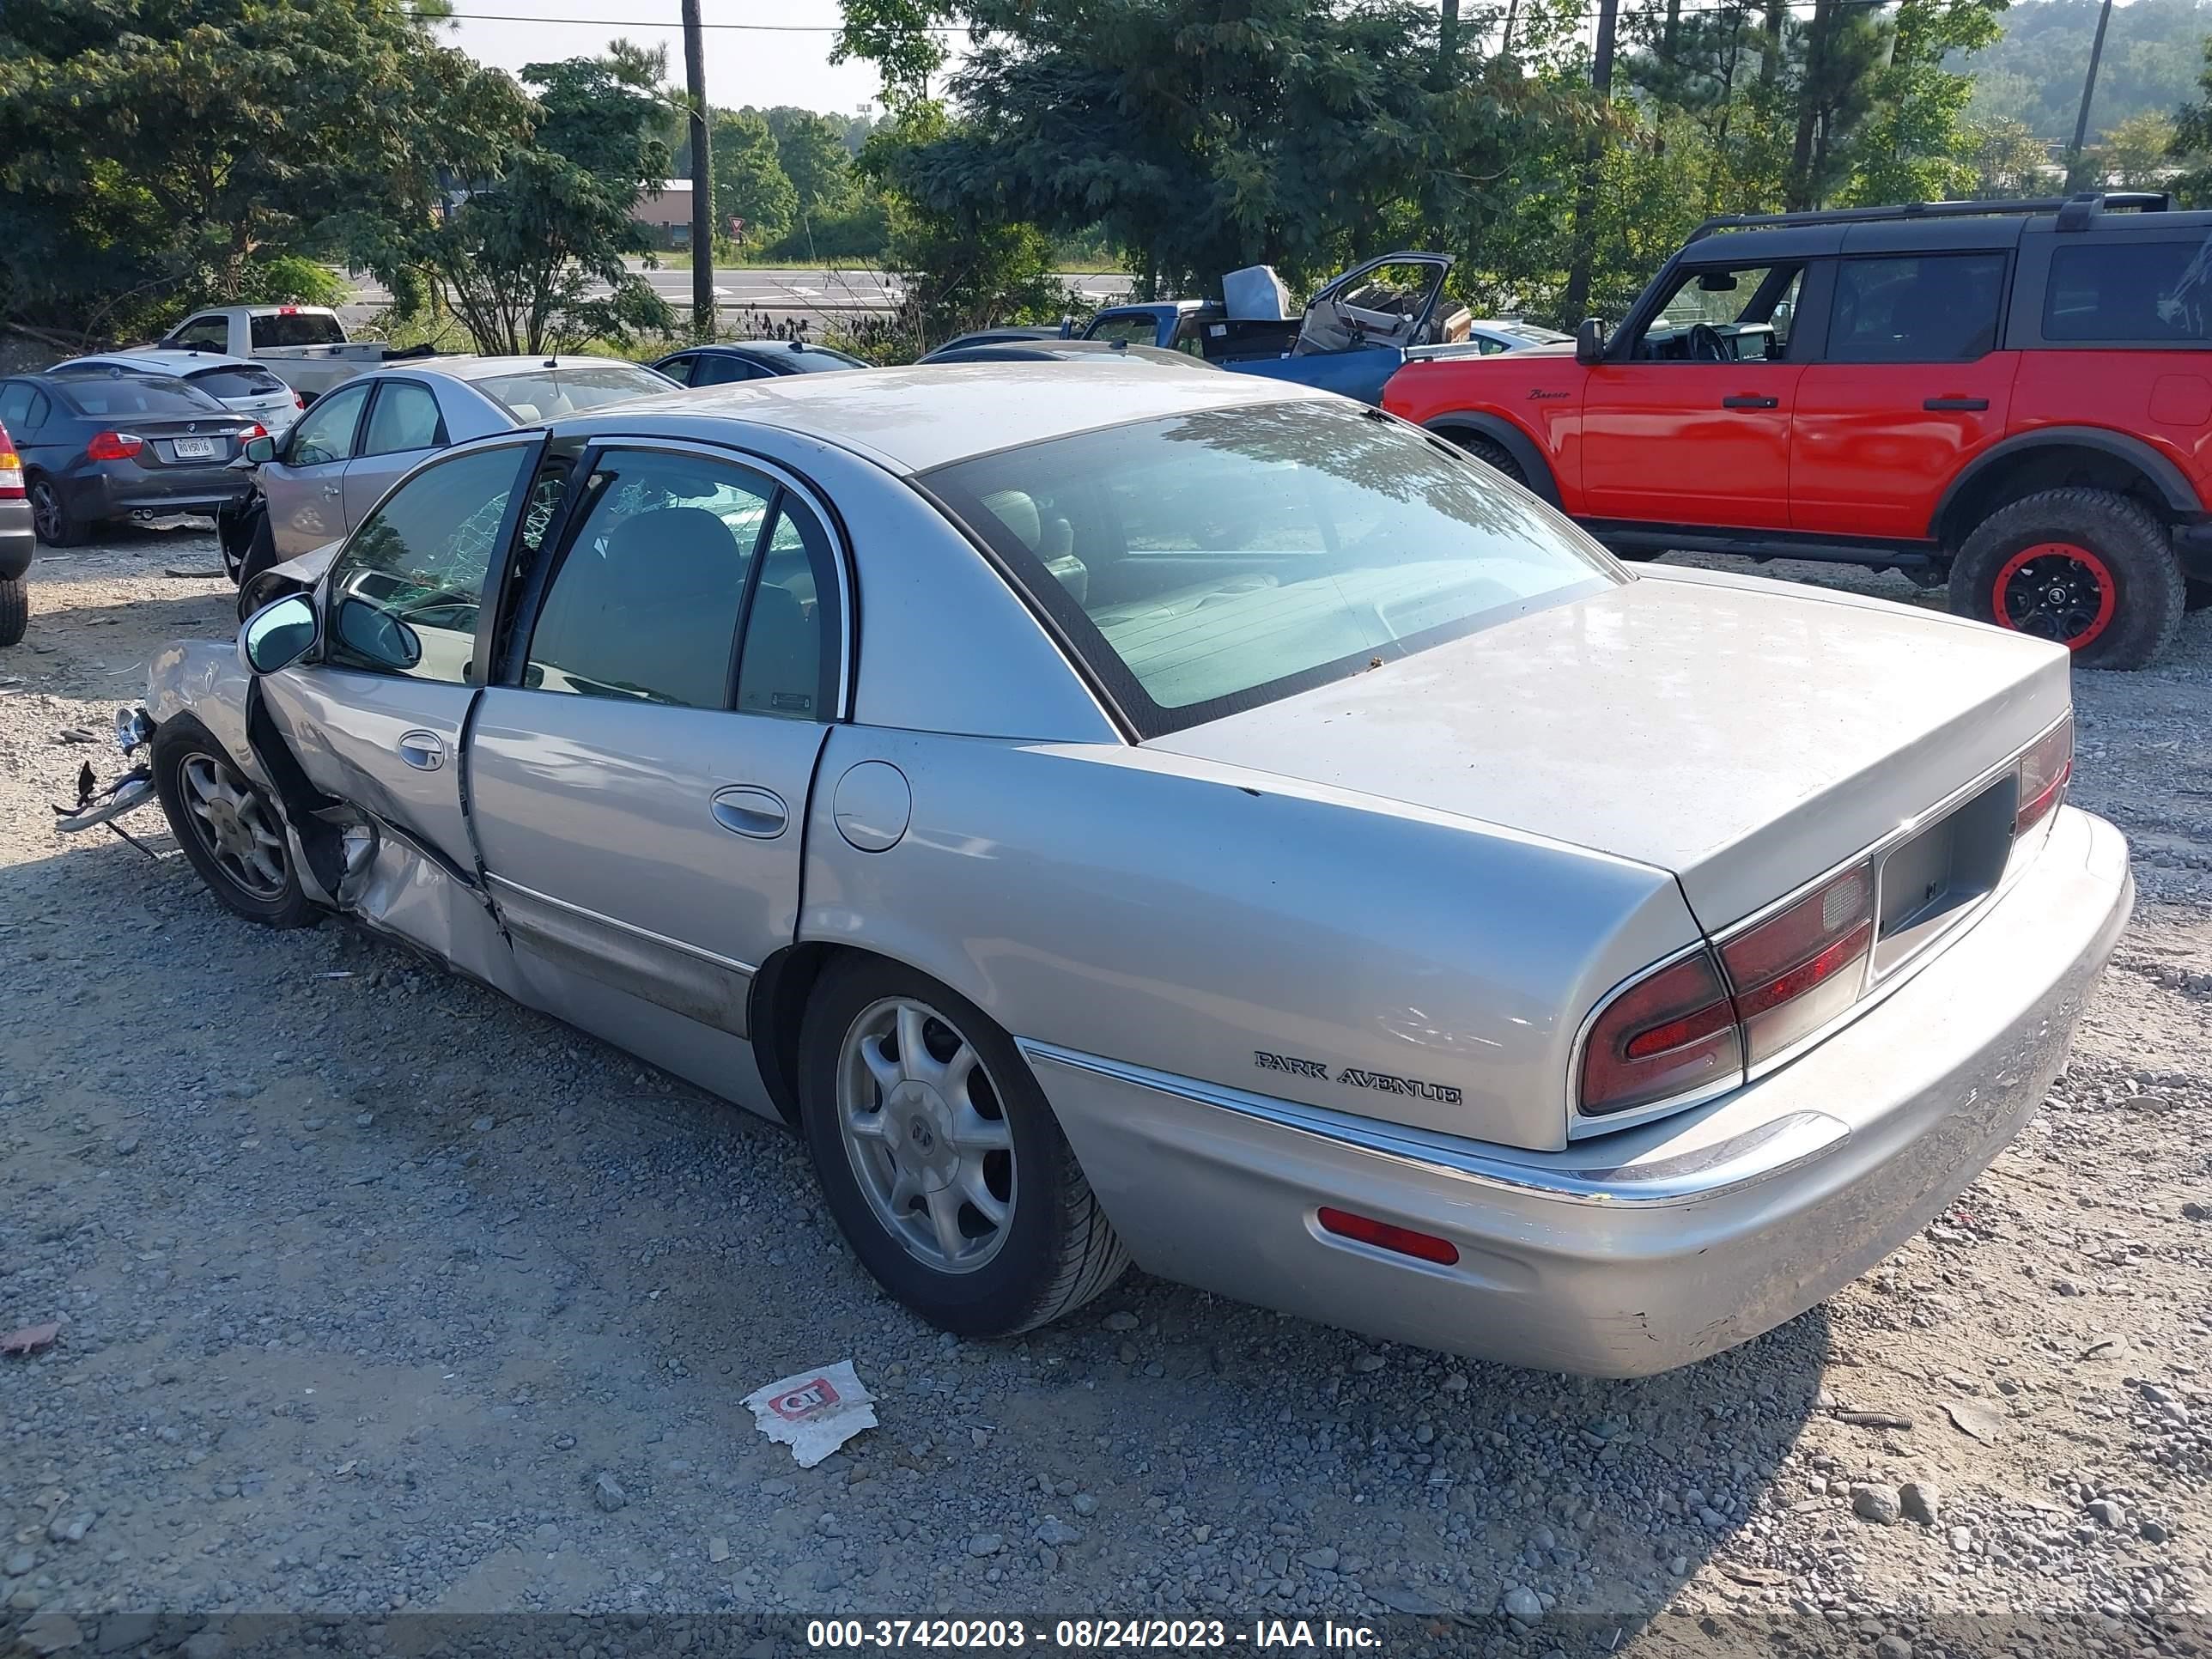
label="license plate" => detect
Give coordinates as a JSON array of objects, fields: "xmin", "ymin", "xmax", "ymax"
[{"xmin": 171, "ymin": 437, "xmax": 219, "ymax": 459}]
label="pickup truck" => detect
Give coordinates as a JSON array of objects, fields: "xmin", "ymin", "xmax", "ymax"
[
  {"xmin": 934, "ymin": 252, "xmax": 1480, "ymax": 405},
  {"xmin": 139, "ymin": 306, "xmax": 430, "ymax": 404}
]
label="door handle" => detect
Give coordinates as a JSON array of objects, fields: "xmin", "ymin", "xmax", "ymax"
[
  {"xmin": 396, "ymin": 730, "xmax": 445, "ymax": 771},
  {"xmin": 1923, "ymin": 396, "xmax": 1990, "ymax": 411},
  {"xmin": 321, "ymin": 483, "xmax": 343, "ymax": 499},
  {"xmin": 711, "ymin": 785, "xmax": 788, "ymax": 839},
  {"xmin": 1721, "ymin": 394, "xmax": 1778, "ymax": 410}
]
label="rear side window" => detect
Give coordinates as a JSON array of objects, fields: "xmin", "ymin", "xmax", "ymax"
[
  {"xmin": 2045, "ymin": 239, "xmax": 2212, "ymax": 343},
  {"xmin": 168, "ymin": 316, "xmax": 230, "ymax": 351},
  {"xmin": 362, "ymin": 381, "xmax": 445, "ymax": 456},
  {"xmin": 1829, "ymin": 253, "xmax": 2007, "ymax": 362},
  {"xmin": 737, "ymin": 501, "xmax": 838, "ymax": 720},
  {"xmin": 187, "ymin": 367, "xmax": 287, "ymax": 398},
  {"xmin": 523, "ymin": 449, "xmax": 773, "ymax": 708},
  {"xmin": 250, "ymin": 312, "xmax": 346, "ymax": 348},
  {"xmin": 56, "ymin": 376, "xmax": 224, "ymax": 418},
  {"xmin": 0, "ymin": 385, "xmax": 32, "ymax": 430}
]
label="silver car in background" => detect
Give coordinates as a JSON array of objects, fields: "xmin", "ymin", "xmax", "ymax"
[
  {"xmin": 70, "ymin": 363, "xmax": 2131, "ymax": 1376},
  {"xmin": 50, "ymin": 349, "xmax": 305, "ymax": 439},
  {"xmin": 243, "ymin": 356, "xmax": 678, "ymax": 576}
]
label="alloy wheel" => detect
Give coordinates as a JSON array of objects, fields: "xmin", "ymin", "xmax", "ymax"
[
  {"xmin": 835, "ymin": 995, "xmax": 1017, "ymax": 1274},
  {"xmin": 27, "ymin": 480, "xmax": 63, "ymax": 544},
  {"xmin": 1992, "ymin": 542, "xmax": 2116, "ymax": 651},
  {"xmin": 178, "ymin": 751, "xmax": 290, "ymax": 901}
]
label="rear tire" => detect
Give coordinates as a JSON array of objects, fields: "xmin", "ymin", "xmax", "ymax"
[
  {"xmin": 27, "ymin": 477, "xmax": 88, "ymax": 548},
  {"xmin": 1947, "ymin": 488, "xmax": 2185, "ymax": 671},
  {"xmin": 799, "ymin": 956, "xmax": 1129, "ymax": 1338},
  {"xmin": 0, "ymin": 576, "xmax": 25, "ymax": 647},
  {"xmin": 150, "ymin": 723, "xmax": 315, "ymax": 927}
]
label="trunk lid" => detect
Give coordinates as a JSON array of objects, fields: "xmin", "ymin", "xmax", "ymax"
[{"xmin": 1146, "ymin": 564, "xmax": 2069, "ymax": 930}]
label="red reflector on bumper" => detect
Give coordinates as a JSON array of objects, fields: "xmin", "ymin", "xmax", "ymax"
[{"xmin": 1316, "ymin": 1207, "xmax": 1460, "ymax": 1266}]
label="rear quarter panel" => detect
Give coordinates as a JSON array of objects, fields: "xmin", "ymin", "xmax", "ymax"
[
  {"xmin": 799, "ymin": 726, "xmax": 1704, "ymax": 1153},
  {"xmin": 2007, "ymin": 347, "xmax": 2212, "ymax": 487}
]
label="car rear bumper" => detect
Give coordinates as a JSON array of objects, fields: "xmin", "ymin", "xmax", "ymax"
[
  {"xmin": 1024, "ymin": 805, "xmax": 2131, "ymax": 1376},
  {"xmin": 0, "ymin": 499, "xmax": 33, "ymax": 580},
  {"xmin": 60, "ymin": 463, "xmax": 254, "ymax": 522}
]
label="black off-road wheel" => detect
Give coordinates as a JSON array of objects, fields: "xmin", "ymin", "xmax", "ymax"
[
  {"xmin": 27, "ymin": 476, "xmax": 89, "ymax": 548},
  {"xmin": 1455, "ymin": 433, "xmax": 1528, "ymax": 488},
  {"xmin": 799, "ymin": 956, "xmax": 1129, "ymax": 1339},
  {"xmin": 0, "ymin": 576, "xmax": 25, "ymax": 647},
  {"xmin": 150, "ymin": 723, "xmax": 316, "ymax": 927},
  {"xmin": 1948, "ymin": 488, "xmax": 2185, "ymax": 671}
]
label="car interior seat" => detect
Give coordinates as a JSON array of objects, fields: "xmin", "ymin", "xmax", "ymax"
[{"xmin": 529, "ymin": 505, "xmax": 742, "ymax": 706}]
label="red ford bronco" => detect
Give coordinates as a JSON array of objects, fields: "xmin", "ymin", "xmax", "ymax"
[{"xmin": 1383, "ymin": 192, "xmax": 2212, "ymax": 667}]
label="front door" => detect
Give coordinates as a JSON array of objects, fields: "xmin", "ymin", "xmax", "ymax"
[
  {"xmin": 1581, "ymin": 258, "xmax": 1807, "ymax": 530},
  {"xmin": 262, "ymin": 380, "xmax": 370, "ymax": 560},
  {"xmin": 341, "ymin": 377, "xmax": 450, "ymax": 527},
  {"xmin": 466, "ymin": 441, "xmax": 845, "ymax": 1036},
  {"xmin": 1790, "ymin": 251, "xmax": 2018, "ymax": 540},
  {"xmin": 1297, "ymin": 255, "xmax": 1453, "ymax": 355},
  {"xmin": 256, "ymin": 436, "xmax": 547, "ymax": 875}
]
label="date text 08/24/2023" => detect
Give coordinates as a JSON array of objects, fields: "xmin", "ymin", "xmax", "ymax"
[{"xmin": 805, "ymin": 1618, "xmax": 1388, "ymax": 1650}]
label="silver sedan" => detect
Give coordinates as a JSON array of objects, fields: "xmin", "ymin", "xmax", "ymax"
[
  {"xmin": 241, "ymin": 356, "xmax": 677, "ymax": 577},
  {"xmin": 72, "ymin": 362, "xmax": 2131, "ymax": 1375}
]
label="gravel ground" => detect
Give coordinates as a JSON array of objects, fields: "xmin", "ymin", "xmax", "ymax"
[{"xmin": 1, "ymin": 528, "xmax": 2208, "ymax": 1656}]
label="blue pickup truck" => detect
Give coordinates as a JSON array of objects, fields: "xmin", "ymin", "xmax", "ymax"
[{"xmin": 929, "ymin": 252, "xmax": 1557, "ymax": 406}]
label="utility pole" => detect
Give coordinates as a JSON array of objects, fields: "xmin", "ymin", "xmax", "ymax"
[
  {"xmin": 2065, "ymin": 0, "xmax": 2117, "ymax": 191},
  {"xmin": 682, "ymin": 0, "xmax": 714, "ymax": 340},
  {"xmin": 1559, "ymin": 0, "xmax": 1619, "ymax": 326}
]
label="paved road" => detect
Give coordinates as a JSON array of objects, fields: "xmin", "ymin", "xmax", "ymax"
[{"xmin": 337, "ymin": 265, "xmax": 1133, "ymax": 336}]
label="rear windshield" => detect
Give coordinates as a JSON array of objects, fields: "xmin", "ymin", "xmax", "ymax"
[
  {"xmin": 56, "ymin": 375, "xmax": 227, "ymax": 417},
  {"xmin": 2045, "ymin": 236, "xmax": 2212, "ymax": 343},
  {"xmin": 781, "ymin": 345, "xmax": 866, "ymax": 371},
  {"xmin": 470, "ymin": 362, "xmax": 675, "ymax": 420},
  {"xmin": 249, "ymin": 312, "xmax": 347, "ymax": 348},
  {"xmin": 186, "ymin": 366, "xmax": 288, "ymax": 398},
  {"xmin": 923, "ymin": 400, "xmax": 1616, "ymax": 735}
]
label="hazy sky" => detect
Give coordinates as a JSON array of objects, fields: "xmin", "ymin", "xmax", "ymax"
[{"xmin": 436, "ymin": 0, "xmax": 920, "ymax": 119}]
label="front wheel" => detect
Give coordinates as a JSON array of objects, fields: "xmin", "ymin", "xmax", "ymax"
[
  {"xmin": 1948, "ymin": 488, "xmax": 2185, "ymax": 670},
  {"xmin": 150, "ymin": 725, "xmax": 316, "ymax": 927},
  {"xmin": 799, "ymin": 957, "xmax": 1129, "ymax": 1337},
  {"xmin": 1455, "ymin": 434, "xmax": 1528, "ymax": 488}
]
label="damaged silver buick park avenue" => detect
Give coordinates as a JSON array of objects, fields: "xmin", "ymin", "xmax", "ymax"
[{"xmin": 64, "ymin": 362, "xmax": 2130, "ymax": 1376}]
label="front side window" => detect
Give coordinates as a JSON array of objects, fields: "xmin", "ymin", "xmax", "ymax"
[
  {"xmin": 362, "ymin": 381, "xmax": 445, "ymax": 457},
  {"xmin": 523, "ymin": 449, "xmax": 773, "ymax": 708},
  {"xmin": 325, "ymin": 444, "xmax": 531, "ymax": 684},
  {"xmin": 1829, "ymin": 253, "xmax": 2005, "ymax": 362},
  {"xmin": 285, "ymin": 381, "xmax": 369, "ymax": 467},
  {"xmin": 690, "ymin": 354, "xmax": 758, "ymax": 387},
  {"xmin": 1632, "ymin": 263, "xmax": 1802, "ymax": 361},
  {"xmin": 2045, "ymin": 237, "xmax": 2212, "ymax": 343},
  {"xmin": 170, "ymin": 316, "xmax": 230, "ymax": 351},
  {"xmin": 657, "ymin": 355, "xmax": 697, "ymax": 386},
  {"xmin": 925, "ymin": 399, "xmax": 1615, "ymax": 732}
]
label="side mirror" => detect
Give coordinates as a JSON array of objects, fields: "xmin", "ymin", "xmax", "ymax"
[
  {"xmin": 1575, "ymin": 318, "xmax": 1607, "ymax": 365},
  {"xmin": 242, "ymin": 434, "xmax": 276, "ymax": 465},
  {"xmin": 240, "ymin": 593, "xmax": 319, "ymax": 675}
]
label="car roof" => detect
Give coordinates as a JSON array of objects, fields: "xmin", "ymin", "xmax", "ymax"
[
  {"xmin": 351, "ymin": 356, "xmax": 672, "ymax": 386},
  {"xmin": 545, "ymin": 359, "xmax": 1328, "ymax": 474},
  {"xmin": 921, "ymin": 340, "xmax": 1200, "ymax": 368}
]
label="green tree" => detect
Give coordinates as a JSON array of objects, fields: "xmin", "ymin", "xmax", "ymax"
[
  {"xmin": 2169, "ymin": 38, "xmax": 2212, "ymax": 205},
  {"xmin": 1964, "ymin": 114, "xmax": 2056, "ymax": 196},
  {"xmin": 2099, "ymin": 109, "xmax": 2179, "ymax": 186},
  {"xmin": 771, "ymin": 110, "xmax": 861, "ymax": 218},
  {"xmin": 711, "ymin": 110, "xmax": 799, "ymax": 249},
  {"xmin": 1836, "ymin": 0, "xmax": 2003, "ymax": 207},
  {"xmin": 0, "ymin": 0, "xmax": 526, "ymax": 337},
  {"xmin": 349, "ymin": 46, "xmax": 673, "ymax": 355}
]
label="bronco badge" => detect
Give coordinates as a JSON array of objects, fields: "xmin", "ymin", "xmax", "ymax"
[{"xmin": 1255, "ymin": 1051, "xmax": 1462, "ymax": 1105}]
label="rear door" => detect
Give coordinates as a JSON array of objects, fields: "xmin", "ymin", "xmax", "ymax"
[
  {"xmin": 1580, "ymin": 258, "xmax": 1807, "ymax": 529},
  {"xmin": 262, "ymin": 380, "xmax": 370, "ymax": 559},
  {"xmin": 256, "ymin": 436, "xmax": 546, "ymax": 874},
  {"xmin": 342, "ymin": 378, "xmax": 449, "ymax": 526},
  {"xmin": 465, "ymin": 441, "xmax": 845, "ymax": 1034},
  {"xmin": 1790, "ymin": 250, "xmax": 2018, "ymax": 539}
]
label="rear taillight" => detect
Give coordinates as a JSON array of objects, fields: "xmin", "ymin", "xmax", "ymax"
[
  {"xmin": 292, "ymin": 392, "xmax": 305, "ymax": 409},
  {"xmin": 0, "ymin": 421, "xmax": 21, "ymax": 500},
  {"xmin": 1719, "ymin": 861, "xmax": 1874, "ymax": 1065},
  {"xmin": 2014, "ymin": 715, "xmax": 2071, "ymax": 837},
  {"xmin": 1579, "ymin": 948, "xmax": 1743, "ymax": 1116},
  {"xmin": 87, "ymin": 430, "xmax": 143, "ymax": 461},
  {"xmin": 241, "ymin": 422, "xmax": 266, "ymax": 441}
]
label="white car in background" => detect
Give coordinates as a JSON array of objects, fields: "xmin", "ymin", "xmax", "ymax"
[{"xmin": 51, "ymin": 349, "xmax": 303, "ymax": 439}]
